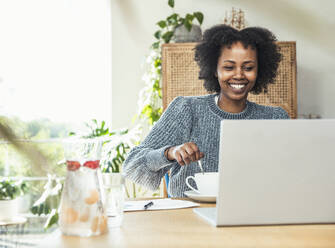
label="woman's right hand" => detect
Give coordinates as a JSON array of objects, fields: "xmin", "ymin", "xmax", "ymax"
[{"xmin": 165, "ymin": 142, "xmax": 204, "ymax": 166}]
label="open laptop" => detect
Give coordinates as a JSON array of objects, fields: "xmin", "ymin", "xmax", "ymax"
[{"xmin": 194, "ymin": 119, "xmax": 335, "ymax": 226}]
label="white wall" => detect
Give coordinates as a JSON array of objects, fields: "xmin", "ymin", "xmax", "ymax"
[{"xmin": 111, "ymin": 0, "xmax": 335, "ymax": 129}]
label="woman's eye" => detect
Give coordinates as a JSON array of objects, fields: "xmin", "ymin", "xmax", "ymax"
[
  {"xmin": 244, "ymin": 67, "xmax": 254, "ymax": 71},
  {"xmin": 223, "ymin": 66, "xmax": 233, "ymax": 70}
]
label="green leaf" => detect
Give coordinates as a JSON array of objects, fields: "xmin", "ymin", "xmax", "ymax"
[
  {"xmin": 112, "ymin": 158, "xmax": 120, "ymax": 172},
  {"xmin": 20, "ymin": 182, "xmax": 28, "ymax": 194},
  {"xmin": 185, "ymin": 14, "xmax": 194, "ymax": 22},
  {"xmin": 116, "ymin": 144, "xmax": 121, "ymax": 155},
  {"xmin": 168, "ymin": 0, "xmax": 174, "ymax": 8},
  {"xmin": 107, "ymin": 161, "xmax": 113, "ymax": 172},
  {"xmin": 109, "ymin": 131, "xmax": 116, "ymax": 136},
  {"xmin": 0, "ymin": 180, "xmax": 21, "ymax": 200},
  {"xmin": 38, "ymin": 204, "xmax": 44, "ymax": 215},
  {"xmin": 153, "ymin": 80, "xmax": 161, "ymax": 91},
  {"xmin": 44, "ymin": 210, "xmax": 59, "ymax": 230},
  {"xmin": 167, "ymin": 13, "xmax": 178, "ymax": 24},
  {"xmin": 44, "ymin": 204, "xmax": 50, "ymax": 215},
  {"xmin": 184, "ymin": 21, "xmax": 192, "ymax": 32},
  {"xmin": 193, "ymin": 12, "xmax": 204, "ymax": 24},
  {"xmin": 162, "ymin": 31, "xmax": 174, "ymax": 43},
  {"xmin": 102, "ymin": 129, "xmax": 109, "ymax": 136},
  {"xmin": 31, "ymin": 205, "xmax": 39, "ymax": 215},
  {"xmin": 120, "ymin": 129, "xmax": 129, "ymax": 135},
  {"xmin": 157, "ymin": 20, "xmax": 167, "ymax": 28},
  {"xmin": 154, "ymin": 58, "xmax": 161, "ymax": 67},
  {"xmin": 154, "ymin": 30, "xmax": 161, "ymax": 39},
  {"xmin": 141, "ymin": 104, "xmax": 152, "ymax": 116}
]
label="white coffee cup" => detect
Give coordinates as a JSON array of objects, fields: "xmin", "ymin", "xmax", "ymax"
[{"xmin": 185, "ymin": 172, "xmax": 218, "ymax": 196}]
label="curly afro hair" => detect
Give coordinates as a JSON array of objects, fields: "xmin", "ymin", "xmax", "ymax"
[{"xmin": 194, "ymin": 24, "xmax": 281, "ymax": 94}]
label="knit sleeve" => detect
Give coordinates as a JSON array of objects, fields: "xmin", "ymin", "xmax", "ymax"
[
  {"xmin": 122, "ymin": 96, "xmax": 192, "ymax": 191},
  {"xmin": 273, "ymin": 107, "xmax": 290, "ymax": 119}
]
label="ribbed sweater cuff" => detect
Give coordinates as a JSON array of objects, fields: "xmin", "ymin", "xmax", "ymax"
[{"xmin": 146, "ymin": 145, "xmax": 175, "ymax": 172}]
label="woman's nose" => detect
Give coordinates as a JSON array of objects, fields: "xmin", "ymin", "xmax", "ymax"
[{"xmin": 233, "ymin": 68, "xmax": 244, "ymax": 79}]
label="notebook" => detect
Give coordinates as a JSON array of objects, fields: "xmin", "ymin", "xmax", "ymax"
[{"xmin": 194, "ymin": 119, "xmax": 335, "ymax": 226}]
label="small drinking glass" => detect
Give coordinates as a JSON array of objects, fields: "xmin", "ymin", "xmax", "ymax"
[{"xmin": 102, "ymin": 173, "xmax": 125, "ymax": 228}]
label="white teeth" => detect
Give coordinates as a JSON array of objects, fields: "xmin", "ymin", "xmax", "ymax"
[{"xmin": 229, "ymin": 84, "xmax": 245, "ymax": 89}]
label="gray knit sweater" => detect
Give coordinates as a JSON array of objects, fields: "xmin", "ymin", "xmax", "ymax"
[{"xmin": 123, "ymin": 94, "xmax": 289, "ymax": 197}]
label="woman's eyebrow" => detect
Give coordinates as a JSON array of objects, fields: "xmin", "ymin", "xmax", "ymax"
[
  {"xmin": 223, "ymin": 60, "xmax": 236, "ymax": 63},
  {"xmin": 243, "ymin": 60, "xmax": 256, "ymax": 64},
  {"xmin": 223, "ymin": 60, "xmax": 256, "ymax": 64}
]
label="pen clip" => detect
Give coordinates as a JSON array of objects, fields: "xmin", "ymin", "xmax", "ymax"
[{"xmin": 143, "ymin": 201, "xmax": 154, "ymax": 210}]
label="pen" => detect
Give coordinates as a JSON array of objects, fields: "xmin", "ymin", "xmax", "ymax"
[{"xmin": 143, "ymin": 201, "xmax": 154, "ymax": 210}]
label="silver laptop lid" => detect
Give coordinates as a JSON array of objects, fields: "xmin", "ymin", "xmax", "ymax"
[{"xmin": 216, "ymin": 119, "xmax": 335, "ymax": 226}]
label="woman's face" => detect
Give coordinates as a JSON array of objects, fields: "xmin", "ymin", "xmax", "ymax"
[{"xmin": 216, "ymin": 41, "xmax": 258, "ymax": 104}]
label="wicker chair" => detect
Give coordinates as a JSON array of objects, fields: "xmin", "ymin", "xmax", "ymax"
[
  {"xmin": 161, "ymin": 42, "xmax": 297, "ymax": 118},
  {"xmin": 161, "ymin": 42, "xmax": 297, "ymax": 197}
]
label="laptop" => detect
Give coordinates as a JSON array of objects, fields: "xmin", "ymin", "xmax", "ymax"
[{"xmin": 194, "ymin": 119, "xmax": 335, "ymax": 226}]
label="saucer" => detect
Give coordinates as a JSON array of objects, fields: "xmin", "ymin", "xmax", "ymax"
[
  {"xmin": 0, "ymin": 216, "xmax": 27, "ymax": 226},
  {"xmin": 184, "ymin": 190, "xmax": 216, "ymax": 203}
]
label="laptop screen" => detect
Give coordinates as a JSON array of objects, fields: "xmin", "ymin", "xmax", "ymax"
[{"xmin": 214, "ymin": 119, "xmax": 335, "ymax": 225}]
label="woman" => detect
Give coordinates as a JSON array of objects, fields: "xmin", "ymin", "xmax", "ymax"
[{"xmin": 123, "ymin": 24, "xmax": 289, "ymax": 197}]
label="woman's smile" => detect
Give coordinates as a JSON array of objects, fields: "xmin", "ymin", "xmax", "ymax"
[{"xmin": 226, "ymin": 81, "xmax": 249, "ymax": 92}]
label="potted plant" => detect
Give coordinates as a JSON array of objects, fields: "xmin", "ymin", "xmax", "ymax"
[
  {"xmin": 153, "ymin": 0, "xmax": 203, "ymax": 45},
  {"xmin": 0, "ymin": 179, "xmax": 27, "ymax": 221},
  {"xmin": 74, "ymin": 120, "xmax": 139, "ymax": 197}
]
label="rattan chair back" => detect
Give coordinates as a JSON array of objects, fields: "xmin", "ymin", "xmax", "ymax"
[{"xmin": 161, "ymin": 42, "xmax": 297, "ymax": 118}]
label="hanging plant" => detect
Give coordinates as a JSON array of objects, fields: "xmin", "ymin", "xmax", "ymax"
[{"xmin": 136, "ymin": 0, "xmax": 204, "ymax": 126}]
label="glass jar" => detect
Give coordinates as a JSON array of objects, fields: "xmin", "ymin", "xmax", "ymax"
[{"xmin": 59, "ymin": 139, "xmax": 108, "ymax": 237}]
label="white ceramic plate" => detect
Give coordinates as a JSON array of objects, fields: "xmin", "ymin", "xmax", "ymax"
[{"xmin": 184, "ymin": 190, "xmax": 216, "ymax": 203}]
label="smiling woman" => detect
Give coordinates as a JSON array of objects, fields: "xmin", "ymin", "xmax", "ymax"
[
  {"xmin": 195, "ymin": 25, "xmax": 282, "ymax": 110},
  {"xmin": 122, "ymin": 24, "xmax": 289, "ymax": 198}
]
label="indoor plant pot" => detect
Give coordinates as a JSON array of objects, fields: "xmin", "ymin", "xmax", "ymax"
[
  {"xmin": 0, "ymin": 198, "xmax": 19, "ymax": 221},
  {"xmin": 172, "ymin": 24, "xmax": 202, "ymax": 42},
  {"xmin": 0, "ymin": 180, "xmax": 26, "ymax": 221}
]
